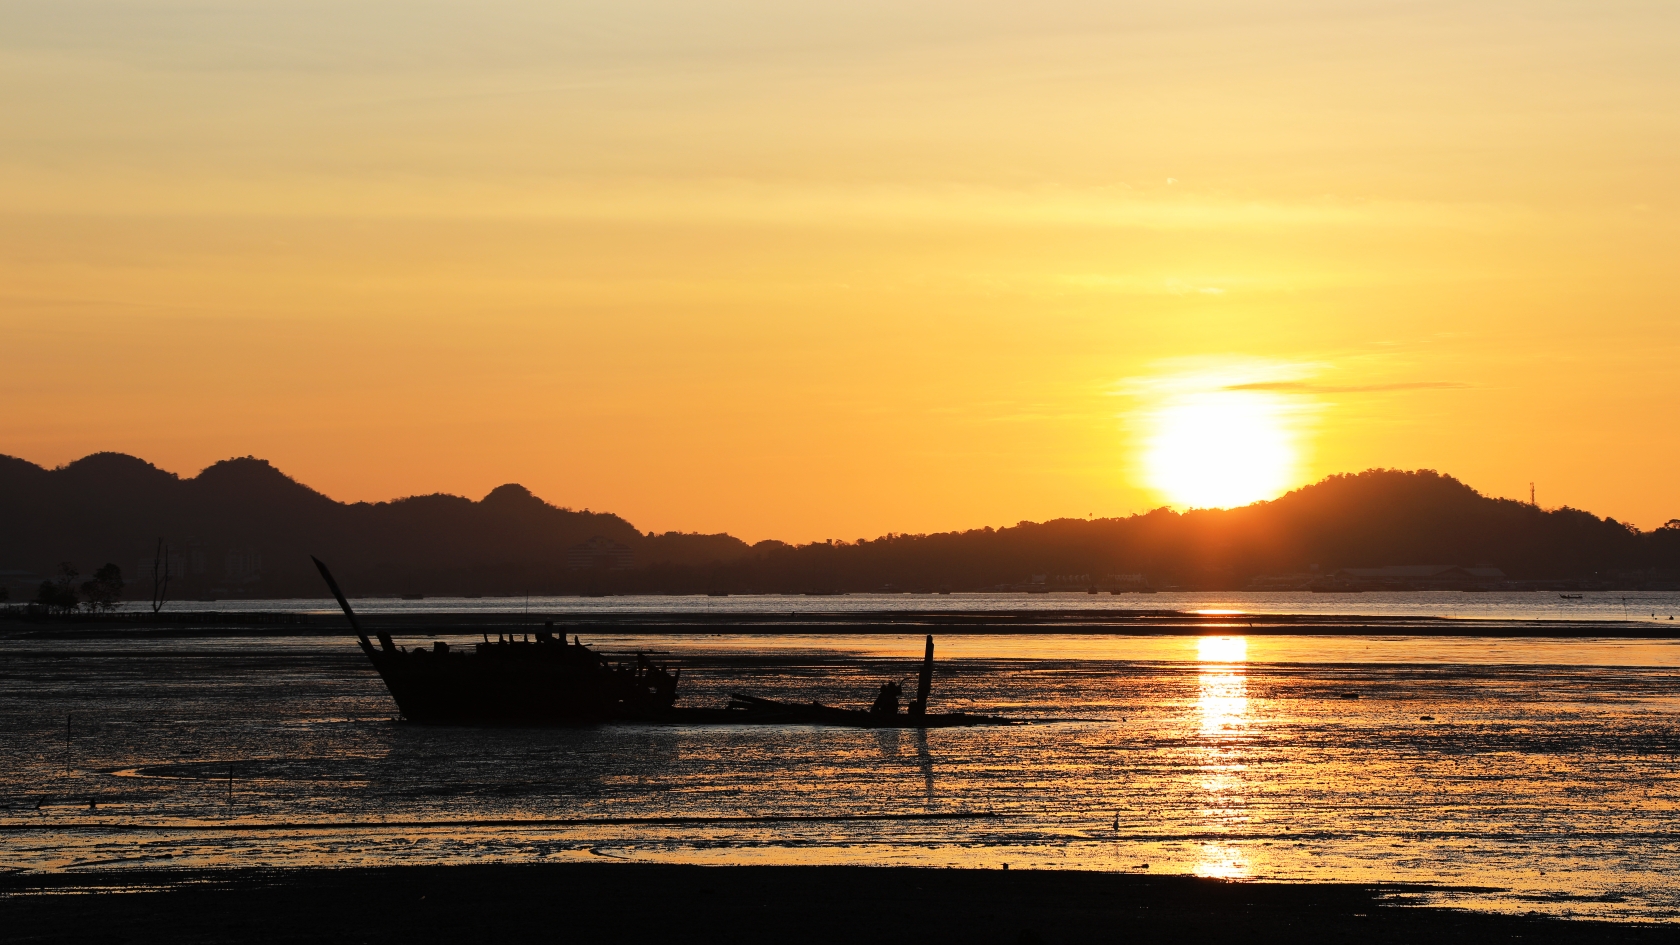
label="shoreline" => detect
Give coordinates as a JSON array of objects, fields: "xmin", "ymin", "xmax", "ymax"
[
  {"xmin": 3, "ymin": 864, "xmax": 1672, "ymax": 944},
  {"xmin": 3, "ymin": 606, "xmax": 1679, "ymax": 640}
]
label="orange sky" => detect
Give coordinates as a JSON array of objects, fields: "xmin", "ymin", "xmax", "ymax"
[{"xmin": 3, "ymin": 1, "xmax": 1677, "ymax": 541}]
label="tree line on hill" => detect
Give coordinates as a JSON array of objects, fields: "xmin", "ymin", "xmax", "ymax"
[{"xmin": 2, "ymin": 452, "xmax": 1676, "ymax": 602}]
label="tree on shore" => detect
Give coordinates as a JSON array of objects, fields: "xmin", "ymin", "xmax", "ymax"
[
  {"xmin": 82, "ymin": 564, "xmax": 124, "ymax": 612},
  {"xmin": 150, "ymin": 538, "xmax": 170, "ymax": 614},
  {"xmin": 36, "ymin": 563, "xmax": 80, "ymax": 613}
]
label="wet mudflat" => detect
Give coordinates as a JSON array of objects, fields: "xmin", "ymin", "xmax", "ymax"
[
  {"xmin": 4, "ymin": 863, "xmax": 1677, "ymax": 945},
  {"xmin": 2, "ymin": 632, "xmax": 1679, "ymax": 922}
]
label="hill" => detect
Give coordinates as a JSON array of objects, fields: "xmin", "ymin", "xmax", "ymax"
[
  {"xmin": 1, "ymin": 455, "xmax": 1675, "ymax": 599},
  {"xmin": 0, "ymin": 452, "xmax": 753, "ymax": 599},
  {"xmin": 709, "ymin": 470, "xmax": 1680, "ymax": 594}
]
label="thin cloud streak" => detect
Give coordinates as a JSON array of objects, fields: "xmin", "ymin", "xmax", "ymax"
[{"xmin": 1223, "ymin": 381, "xmax": 1468, "ymax": 394}]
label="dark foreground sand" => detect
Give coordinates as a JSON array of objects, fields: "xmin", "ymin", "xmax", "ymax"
[{"xmin": 3, "ymin": 864, "xmax": 1675, "ymax": 945}]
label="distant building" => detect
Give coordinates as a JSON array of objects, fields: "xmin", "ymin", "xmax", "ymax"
[
  {"xmin": 136, "ymin": 541, "xmax": 264, "ymax": 589},
  {"xmin": 567, "ymin": 536, "xmax": 635, "ymax": 571},
  {"xmin": 1326, "ymin": 565, "xmax": 1506, "ymax": 589},
  {"xmin": 222, "ymin": 547, "xmax": 263, "ymax": 584},
  {"xmin": 136, "ymin": 548, "xmax": 192, "ymax": 586},
  {"xmin": 1247, "ymin": 572, "xmax": 1316, "ymax": 590}
]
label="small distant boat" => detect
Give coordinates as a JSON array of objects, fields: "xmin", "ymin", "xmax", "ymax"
[{"xmin": 1560, "ymin": 594, "xmax": 1583, "ymax": 600}]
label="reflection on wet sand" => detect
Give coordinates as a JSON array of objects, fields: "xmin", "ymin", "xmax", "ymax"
[
  {"xmin": 1196, "ymin": 636, "xmax": 1249, "ymax": 739},
  {"xmin": 1195, "ymin": 636, "xmax": 1250, "ymax": 879},
  {"xmin": 1194, "ymin": 843, "xmax": 1250, "ymax": 880},
  {"xmin": 914, "ymin": 730, "xmax": 934, "ymax": 801},
  {"xmin": 870, "ymin": 727, "xmax": 937, "ymax": 801}
]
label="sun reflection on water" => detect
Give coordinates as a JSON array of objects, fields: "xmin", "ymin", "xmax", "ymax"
[
  {"xmin": 1197, "ymin": 636, "xmax": 1248, "ymax": 738},
  {"xmin": 1194, "ymin": 636, "xmax": 1251, "ymax": 879},
  {"xmin": 1193, "ymin": 844, "xmax": 1250, "ymax": 880},
  {"xmin": 1197, "ymin": 635, "xmax": 1247, "ymax": 664}
]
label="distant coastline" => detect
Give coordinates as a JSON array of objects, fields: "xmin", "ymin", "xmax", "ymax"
[
  {"xmin": 5, "ymin": 596, "xmax": 1679, "ymax": 639},
  {"xmin": 3, "ymin": 452, "xmax": 1677, "ymax": 602}
]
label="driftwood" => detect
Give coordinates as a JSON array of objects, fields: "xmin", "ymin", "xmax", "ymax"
[
  {"xmin": 690, "ymin": 635, "xmax": 1015, "ymax": 728},
  {"xmin": 698, "ymin": 691, "xmax": 1014, "ymax": 728}
]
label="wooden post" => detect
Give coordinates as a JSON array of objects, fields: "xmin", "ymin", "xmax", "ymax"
[{"xmin": 910, "ymin": 635, "xmax": 933, "ymax": 717}]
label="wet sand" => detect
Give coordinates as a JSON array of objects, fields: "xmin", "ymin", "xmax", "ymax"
[
  {"xmin": 3, "ymin": 864, "xmax": 1673, "ymax": 944},
  {"xmin": 7, "ymin": 633, "xmax": 1680, "ymax": 917}
]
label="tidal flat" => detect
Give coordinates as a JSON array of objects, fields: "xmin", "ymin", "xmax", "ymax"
[{"xmin": 2, "ymin": 626, "xmax": 1678, "ymax": 923}]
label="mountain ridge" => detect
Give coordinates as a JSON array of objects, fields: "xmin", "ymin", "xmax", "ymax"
[
  {"xmin": 1, "ymin": 453, "xmax": 1676, "ymax": 598},
  {"xmin": 0, "ymin": 452, "xmax": 752, "ymax": 598}
]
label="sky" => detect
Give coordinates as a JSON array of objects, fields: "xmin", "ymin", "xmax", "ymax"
[{"xmin": 2, "ymin": 1, "xmax": 1677, "ymax": 542}]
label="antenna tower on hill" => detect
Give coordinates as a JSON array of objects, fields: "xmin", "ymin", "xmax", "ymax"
[{"xmin": 1530, "ymin": 482, "xmax": 1536, "ymax": 507}]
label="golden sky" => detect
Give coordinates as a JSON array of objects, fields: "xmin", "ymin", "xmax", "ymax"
[{"xmin": 2, "ymin": 1, "xmax": 1676, "ymax": 541}]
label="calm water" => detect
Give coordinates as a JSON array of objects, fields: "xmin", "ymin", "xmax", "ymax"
[
  {"xmin": 3, "ymin": 632, "xmax": 1679, "ymax": 921},
  {"xmin": 112, "ymin": 590, "xmax": 1680, "ymax": 623}
]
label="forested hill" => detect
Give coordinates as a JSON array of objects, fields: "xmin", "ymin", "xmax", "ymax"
[
  {"xmin": 0, "ymin": 452, "xmax": 754, "ymax": 598},
  {"xmin": 722, "ymin": 470, "xmax": 1678, "ymax": 594},
  {"xmin": 1, "ymin": 454, "xmax": 1676, "ymax": 599}
]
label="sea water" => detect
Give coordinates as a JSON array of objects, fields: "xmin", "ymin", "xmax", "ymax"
[
  {"xmin": 105, "ymin": 589, "xmax": 1680, "ymax": 623},
  {"xmin": 2, "ymin": 630, "xmax": 1678, "ymax": 920}
]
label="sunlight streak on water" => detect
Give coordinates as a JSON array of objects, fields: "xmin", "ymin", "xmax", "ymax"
[
  {"xmin": 1197, "ymin": 641, "xmax": 1248, "ymax": 739},
  {"xmin": 1193, "ymin": 844, "xmax": 1250, "ymax": 880},
  {"xmin": 1193, "ymin": 636, "xmax": 1251, "ymax": 879}
]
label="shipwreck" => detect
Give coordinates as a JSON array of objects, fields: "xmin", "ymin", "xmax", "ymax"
[{"xmin": 313, "ymin": 557, "xmax": 1011, "ymax": 728}]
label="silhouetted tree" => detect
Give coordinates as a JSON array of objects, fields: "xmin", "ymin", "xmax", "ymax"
[
  {"xmin": 81, "ymin": 563, "xmax": 124, "ymax": 612},
  {"xmin": 150, "ymin": 539, "xmax": 170, "ymax": 614},
  {"xmin": 36, "ymin": 563, "xmax": 80, "ymax": 613}
]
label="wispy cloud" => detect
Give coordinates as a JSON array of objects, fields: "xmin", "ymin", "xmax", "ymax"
[
  {"xmin": 1112, "ymin": 356, "xmax": 1322, "ymax": 398},
  {"xmin": 1223, "ymin": 380, "xmax": 1468, "ymax": 394}
]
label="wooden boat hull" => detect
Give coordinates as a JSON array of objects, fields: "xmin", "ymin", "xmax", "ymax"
[{"xmin": 368, "ymin": 648, "xmax": 644, "ymax": 725}]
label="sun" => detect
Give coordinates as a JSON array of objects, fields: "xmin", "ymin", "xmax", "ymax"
[{"xmin": 1141, "ymin": 389, "xmax": 1298, "ymax": 508}]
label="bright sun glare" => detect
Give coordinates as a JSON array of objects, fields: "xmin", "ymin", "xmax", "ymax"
[
  {"xmin": 1142, "ymin": 389, "xmax": 1298, "ymax": 508},
  {"xmin": 1197, "ymin": 635, "xmax": 1248, "ymax": 664}
]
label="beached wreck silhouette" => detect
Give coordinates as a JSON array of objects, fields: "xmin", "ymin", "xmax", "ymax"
[{"xmin": 314, "ymin": 557, "xmax": 1009, "ymax": 728}]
